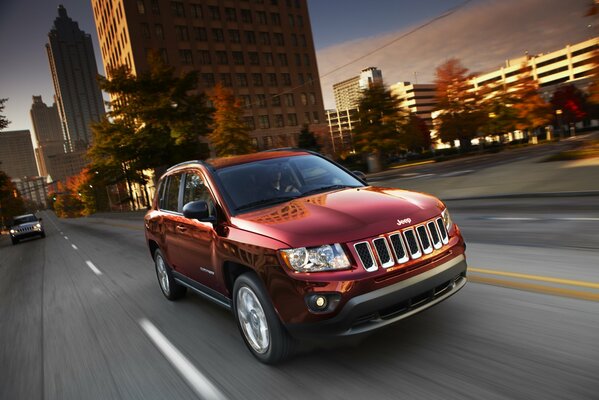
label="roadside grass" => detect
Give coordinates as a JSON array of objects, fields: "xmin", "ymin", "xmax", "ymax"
[{"xmin": 544, "ymin": 140, "xmax": 599, "ymax": 162}]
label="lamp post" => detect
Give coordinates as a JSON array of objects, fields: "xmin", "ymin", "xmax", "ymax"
[{"xmin": 555, "ymin": 109, "xmax": 563, "ymax": 140}]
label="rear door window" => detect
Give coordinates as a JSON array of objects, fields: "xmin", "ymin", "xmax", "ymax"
[{"xmin": 161, "ymin": 174, "xmax": 183, "ymax": 212}]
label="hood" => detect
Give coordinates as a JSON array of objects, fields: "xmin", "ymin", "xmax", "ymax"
[{"xmin": 230, "ymin": 186, "xmax": 445, "ymax": 248}]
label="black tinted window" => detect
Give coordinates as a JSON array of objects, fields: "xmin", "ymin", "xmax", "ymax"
[{"xmin": 162, "ymin": 174, "xmax": 182, "ymax": 211}]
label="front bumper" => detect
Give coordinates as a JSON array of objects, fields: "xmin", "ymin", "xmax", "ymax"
[
  {"xmin": 11, "ymin": 230, "xmax": 45, "ymax": 240},
  {"xmin": 285, "ymin": 254, "xmax": 467, "ymax": 337}
]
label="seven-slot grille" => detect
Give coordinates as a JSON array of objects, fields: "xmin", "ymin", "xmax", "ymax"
[{"xmin": 353, "ymin": 216, "xmax": 449, "ymax": 272}]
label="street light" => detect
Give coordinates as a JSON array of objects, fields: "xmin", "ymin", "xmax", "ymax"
[{"xmin": 555, "ymin": 109, "xmax": 563, "ymax": 140}]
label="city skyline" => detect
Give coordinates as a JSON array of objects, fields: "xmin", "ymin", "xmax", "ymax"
[{"xmin": 0, "ymin": 0, "xmax": 595, "ymax": 135}]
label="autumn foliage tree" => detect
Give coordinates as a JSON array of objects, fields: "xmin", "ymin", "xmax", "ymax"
[
  {"xmin": 551, "ymin": 85, "xmax": 588, "ymax": 127},
  {"xmin": 511, "ymin": 66, "xmax": 553, "ymax": 135},
  {"xmin": 586, "ymin": 1, "xmax": 599, "ymax": 104},
  {"xmin": 208, "ymin": 83, "xmax": 253, "ymax": 157},
  {"xmin": 0, "ymin": 98, "xmax": 10, "ymax": 131},
  {"xmin": 0, "ymin": 170, "xmax": 25, "ymax": 226},
  {"xmin": 434, "ymin": 58, "xmax": 485, "ymax": 149}
]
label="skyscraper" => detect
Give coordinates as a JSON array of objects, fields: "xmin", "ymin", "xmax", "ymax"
[
  {"xmin": 0, "ymin": 130, "xmax": 39, "ymax": 179},
  {"xmin": 90, "ymin": 0, "xmax": 325, "ymax": 150},
  {"xmin": 333, "ymin": 67, "xmax": 383, "ymax": 110},
  {"xmin": 29, "ymin": 96, "xmax": 65, "ymax": 178},
  {"xmin": 46, "ymin": 5, "xmax": 105, "ymax": 152}
]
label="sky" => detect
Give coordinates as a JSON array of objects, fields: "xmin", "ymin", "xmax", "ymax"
[{"xmin": 0, "ymin": 0, "xmax": 595, "ymax": 137}]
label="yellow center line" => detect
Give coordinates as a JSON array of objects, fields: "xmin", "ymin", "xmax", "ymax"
[{"xmin": 469, "ymin": 267, "xmax": 599, "ymax": 289}]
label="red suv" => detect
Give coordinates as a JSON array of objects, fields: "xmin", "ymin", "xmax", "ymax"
[{"xmin": 145, "ymin": 150, "xmax": 467, "ymax": 363}]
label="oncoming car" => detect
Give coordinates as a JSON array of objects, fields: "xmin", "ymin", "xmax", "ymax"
[
  {"xmin": 10, "ymin": 213, "xmax": 45, "ymax": 245},
  {"xmin": 144, "ymin": 150, "xmax": 467, "ymax": 363}
]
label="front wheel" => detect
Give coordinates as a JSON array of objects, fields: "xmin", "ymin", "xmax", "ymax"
[
  {"xmin": 233, "ymin": 273, "xmax": 294, "ymax": 364},
  {"xmin": 154, "ymin": 248, "xmax": 186, "ymax": 300}
]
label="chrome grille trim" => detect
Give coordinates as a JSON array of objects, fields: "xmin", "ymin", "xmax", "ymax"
[
  {"xmin": 372, "ymin": 237, "xmax": 394, "ymax": 268},
  {"xmin": 427, "ymin": 221, "xmax": 443, "ymax": 250},
  {"xmin": 389, "ymin": 233, "xmax": 409, "ymax": 264},
  {"xmin": 436, "ymin": 217, "xmax": 449, "ymax": 244},
  {"xmin": 403, "ymin": 229, "xmax": 422, "ymax": 259},
  {"xmin": 354, "ymin": 241, "xmax": 378, "ymax": 272},
  {"xmin": 416, "ymin": 225, "xmax": 433, "ymax": 255}
]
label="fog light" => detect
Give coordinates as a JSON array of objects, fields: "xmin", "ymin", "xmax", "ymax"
[
  {"xmin": 306, "ymin": 293, "xmax": 341, "ymax": 313},
  {"xmin": 315, "ymin": 296, "xmax": 327, "ymax": 308}
]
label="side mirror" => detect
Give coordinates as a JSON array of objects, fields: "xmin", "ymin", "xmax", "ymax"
[
  {"xmin": 38, "ymin": 218, "xmax": 43, "ymax": 222},
  {"xmin": 182, "ymin": 200, "xmax": 215, "ymax": 222},
  {"xmin": 352, "ymin": 170, "xmax": 367, "ymax": 183}
]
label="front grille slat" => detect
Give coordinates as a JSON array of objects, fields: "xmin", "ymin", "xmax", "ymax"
[
  {"xmin": 354, "ymin": 242, "xmax": 378, "ymax": 272},
  {"xmin": 416, "ymin": 225, "xmax": 433, "ymax": 255},
  {"xmin": 427, "ymin": 221, "xmax": 442, "ymax": 249},
  {"xmin": 373, "ymin": 237, "xmax": 394, "ymax": 268},
  {"xmin": 389, "ymin": 233, "xmax": 409, "ymax": 264},
  {"xmin": 436, "ymin": 217, "xmax": 449, "ymax": 244},
  {"xmin": 403, "ymin": 229, "xmax": 422, "ymax": 259}
]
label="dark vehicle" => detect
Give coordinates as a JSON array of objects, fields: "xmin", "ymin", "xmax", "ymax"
[
  {"xmin": 145, "ymin": 150, "xmax": 467, "ymax": 363},
  {"xmin": 10, "ymin": 214, "xmax": 45, "ymax": 245}
]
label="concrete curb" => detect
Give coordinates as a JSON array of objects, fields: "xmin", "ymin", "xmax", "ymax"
[{"xmin": 443, "ymin": 190, "xmax": 599, "ymax": 201}]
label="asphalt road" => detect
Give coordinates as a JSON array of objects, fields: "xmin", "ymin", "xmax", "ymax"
[{"xmin": 1, "ymin": 193, "xmax": 598, "ymax": 400}]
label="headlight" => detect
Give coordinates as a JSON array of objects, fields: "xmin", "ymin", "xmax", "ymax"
[
  {"xmin": 280, "ymin": 243, "xmax": 350, "ymax": 272},
  {"xmin": 442, "ymin": 208, "xmax": 453, "ymax": 232},
  {"xmin": 10, "ymin": 229, "xmax": 15, "ymax": 234},
  {"xmin": 34, "ymin": 223, "xmax": 42, "ymax": 230}
]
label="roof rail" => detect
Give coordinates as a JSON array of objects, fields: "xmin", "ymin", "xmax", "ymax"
[
  {"xmin": 260, "ymin": 147, "xmax": 310, "ymax": 153},
  {"xmin": 166, "ymin": 160, "xmax": 204, "ymax": 172}
]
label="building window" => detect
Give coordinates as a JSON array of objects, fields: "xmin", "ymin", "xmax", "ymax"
[
  {"xmin": 179, "ymin": 49, "xmax": 193, "ymax": 65},
  {"xmin": 216, "ymin": 51, "xmax": 228, "ymax": 65},
  {"xmin": 278, "ymin": 53, "xmax": 288, "ymax": 66},
  {"xmin": 307, "ymin": 73, "xmax": 313, "ymax": 86},
  {"xmin": 171, "ymin": 1, "xmax": 185, "ymax": 17},
  {"xmin": 244, "ymin": 116, "xmax": 255, "ymax": 129},
  {"xmin": 194, "ymin": 27, "xmax": 207, "ymax": 41},
  {"xmin": 232, "ymin": 51, "xmax": 244, "ymax": 65},
  {"xmin": 271, "ymin": 94, "xmax": 281, "ymax": 106},
  {"xmin": 228, "ymin": 29, "xmax": 241, "ymax": 43},
  {"xmin": 151, "ymin": 0, "xmax": 160, "ymax": 15},
  {"xmin": 256, "ymin": 94, "xmax": 267, "ymax": 107},
  {"xmin": 298, "ymin": 73, "xmax": 304, "ymax": 84},
  {"xmin": 304, "ymin": 54, "xmax": 310, "ymax": 66},
  {"xmin": 313, "ymin": 111, "xmax": 320, "ymax": 123},
  {"xmin": 236, "ymin": 73, "xmax": 248, "ymax": 87},
  {"xmin": 198, "ymin": 50, "xmax": 211, "ymax": 65},
  {"xmin": 273, "ymin": 33, "xmax": 284, "ymax": 46},
  {"xmin": 190, "ymin": 4, "xmax": 202, "ymax": 18},
  {"xmin": 309, "ymin": 93, "xmax": 316, "ymax": 105},
  {"xmin": 267, "ymin": 73, "xmax": 277, "ymax": 86},
  {"xmin": 263, "ymin": 52, "xmax": 274, "ymax": 66},
  {"xmin": 241, "ymin": 95, "xmax": 252, "ymax": 108},
  {"xmin": 285, "ymin": 93, "xmax": 295, "ymax": 106},
  {"xmin": 220, "ymin": 73, "xmax": 232, "ymax": 87},
  {"xmin": 244, "ymin": 31, "xmax": 256, "ymax": 44},
  {"xmin": 282, "ymin": 73, "xmax": 291, "ymax": 86},
  {"xmin": 202, "ymin": 73, "xmax": 215, "ymax": 87},
  {"xmin": 270, "ymin": 12, "xmax": 281, "ymax": 25},
  {"xmin": 288, "ymin": 14, "xmax": 295, "ymax": 26},
  {"xmin": 251, "ymin": 137, "xmax": 258, "ymax": 150},
  {"xmin": 297, "ymin": 15, "xmax": 303, "ymax": 27},
  {"xmin": 259, "ymin": 32, "xmax": 270, "ymax": 45},
  {"xmin": 287, "ymin": 113, "xmax": 298, "ymax": 126},
  {"xmin": 241, "ymin": 9, "xmax": 252, "ymax": 23},
  {"xmin": 300, "ymin": 92, "xmax": 307, "ymax": 105},
  {"xmin": 263, "ymin": 135, "xmax": 273, "ymax": 148},
  {"xmin": 212, "ymin": 28, "xmax": 224, "ymax": 42},
  {"xmin": 175, "ymin": 25, "xmax": 189, "ymax": 41},
  {"xmin": 159, "ymin": 48, "xmax": 169, "ymax": 64},
  {"xmin": 291, "ymin": 34, "xmax": 298, "ymax": 47},
  {"xmin": 252, "ymin": 73, "xmax": 263, "ymax": 86},
  {"xmin": 137, "ymin": 0, "xmax": 146, "ymax": 14},
  {"xmin": 248, "ymin": 52, "xmax": 259, "ymax": 65},
  {"xmin": 300, "ymin": 34, "xmax": 306, "ymax": 47},
  {"xmin": 225, "ymin": 7, "xmax": 237, "ymax": 21},
  {"xmin": 295, "ymin": 53, "xmax": 301, "ymax": 66},
  {"xmin": 274, "ymin": 114, "xmax": 284, "ymax": 127},
  {"xmin": 208, "ymin": 5, "xmax": 220, "ymax": 20},
  {"xmin": 304, "ymin": 112, "xmax": 311, "ymax": 124},
  {"xmin": 257, "ymin": 11, "xmax": 267, "ymax": 24},
  {"xmin": 141, "ymin": 23, "xmax": 150, "ymax": 39},
  {"xmin": 155, "ymin": 24, "xmax": 164, "ymax": 39}
]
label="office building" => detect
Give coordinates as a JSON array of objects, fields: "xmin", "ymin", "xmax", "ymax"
[
  {"xmin": 325, "ymin": 108, "xmax": 358, "ymax": 154},
  {"xmin": 90, "ymin": 0, "xmax": 325, "ymax": 150},
  {"xmin": 29, "ymin": 95, "xmax": 66, "ymax": 178},
  {"xmin": 12, "ymin": 176, "xmax": 49, "ymax": 209},
  {"xmin": 46, "ymin": 5, "xmax": 105, "ymax": 152},
  {"xmin": 333, "ymin": 67, "xmax": 382, "ymax": 110},
  {"xmin": 390, "ymin": 82, "xmax": 437, "ymax": 128},
  {"xmin": 0, "ymin": 130, "xmax": 39, "ymax": 179}
]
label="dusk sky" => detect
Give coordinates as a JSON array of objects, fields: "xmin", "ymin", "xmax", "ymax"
[{"xmin": 0, "ymin": 0, "xmax": 595, "ymax": 138}]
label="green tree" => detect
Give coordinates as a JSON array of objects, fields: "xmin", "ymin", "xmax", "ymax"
[
  {"xmin": 353, "ymin": 83, "xmax": 407, "ymax": 163},
  {"xmin": 0, "ymin": 98, "xmax": 10, "ymax": 131},
  {"xmin": 434, "ymin": 58, "xmax": 485, "ymax": 149},
  {"xmin": 89, "ymin": 53, "xmax": 212, "ymax": 185},
  {"xmin": 209, "ymin": 83, "xmax": 253, "ymax": 157},
  {"xmin": 0, "ymin": 170, "xmax": 25, "ymax": 226},
  {"xmin": 298, "ymin": 125, "xmax": 321, "ymax": 152}
]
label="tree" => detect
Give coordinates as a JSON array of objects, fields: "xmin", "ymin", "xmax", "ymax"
[
  {"xmin": 511, "ymin": 66, "xmax": 552, "ymax": 136},
  {"xmin": 551, "ymin": 85, "xmax": 588, "ymax": 126},
  {"xmin": 434, "ymin": 58, "xmax": 485, "ymax": 149},
  {"xmin": 353, "ymin": 83, "xmax": 407, "ymax": 161},
  {"xmin": 399, "ymin": 114, "xmax": 432, "ymax": 152},
  {"xmin": 0, "ymin": 98, "xmax": 10, "ymax": 131},
  {"xmin": 586, "ymin": 1, "xmax": 599, "ymax": 104},
  {"xmin": 208, "ymin": 83, "xmax": 253, "ymax": 157},
  {"xmin": 0, "ymin": 170, "xmax": 25, "ymax": 226},
  {"xmin": 298, "ymin": 125, "xmax": 321, "ymax": 152},
  {"xmin": 478, "ymin": 82, "xmax": 519, "ymax": 137},
  {"xmin": 89, "ymin": 53, "xmax": 212, "ymax": 187}
]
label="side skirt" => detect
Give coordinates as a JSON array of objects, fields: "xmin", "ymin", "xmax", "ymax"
[{"xmin": 173, "ymin": 271, "xmax": 232, "ymax": 311}]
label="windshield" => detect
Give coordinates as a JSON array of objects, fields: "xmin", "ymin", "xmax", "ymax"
[
  {"xmin": 13, "ymin": 215, "xmax": 38, "ymax": 225},
  {"xmin": 215, "ymin": 154, "xmax": 365, "ymax": 213}
]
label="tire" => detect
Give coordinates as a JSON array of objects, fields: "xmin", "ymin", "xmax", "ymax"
[
  {"xmin": 233, "ymin": 273, "xmax": 294, "ymax": 364},
  {"xmin": 11, "ymin": 237, "xmax": 18, "ymax": 245},
  {"xmin": 40, "ymin": 232, "xmax": 46, "ymax": 238},
  {"xmin": 154, "ymin": 248, "xmax": 186, "ymax": 300}
]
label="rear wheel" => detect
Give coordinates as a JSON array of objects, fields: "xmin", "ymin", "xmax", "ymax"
[
  {"xmin": 233, "ymin": 273, "xmax": 294, "ymax": 364},
  {"xmin": 154, "ymin": 249, "xmax": 186, "ymax": 300}
]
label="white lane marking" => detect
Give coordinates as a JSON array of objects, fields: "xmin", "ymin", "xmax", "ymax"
[
  {"xmin": 71, "ymin": 244, "xmax": 78, "ymax": 250},
  {"xmin": 139, "ymin": 319, "xmax": 227, "ymax": 400},
  {"xmin": 64, "ymin": 236, "xmax": 69, "ymax": 240},
  {"xmin": 485, "ymin": 217, "xmax": 538, "ymax": 221},
  {"xmin": 85, "ymin": 261, "xmax": 102, "ymax": 276},
  {"xmin": 401, "ymin": 173, "xmax": 435, "ymax": 180},
  {"xmin": 557, "ymin": 217, "xmax": 599, "ymax": 221},
  {"xmin": 441, "ymin": 170, "xmax": 474, "ymax": 177}
]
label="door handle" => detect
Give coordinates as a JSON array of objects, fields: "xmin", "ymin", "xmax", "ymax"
[{"xmin": 176, "ymin": 225, "xmax": 188, "ymax": 232}]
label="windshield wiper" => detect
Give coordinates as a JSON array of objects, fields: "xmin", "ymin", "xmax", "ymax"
[
  {"xmin": 300, "ymin": 184, "xmax": 359, "ymax": 197},
  {"xmin": 236, "ymin": 196, "xmax": 298, "ymax": 211}
]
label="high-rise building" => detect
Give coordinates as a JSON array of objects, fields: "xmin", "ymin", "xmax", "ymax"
[
  {"xmin": 29, "ymin": 95, "xmax": 65, "ymax": 178},
  {"xmin": 46, "ymin": 5, "xmax": 105, "ymax": 152},
  {"xmin": 11, "ymin": 177, "xmax": 50, "ymax": 209},
  {"xmin": 90, "ymin": 0, "xmax": 325, "ymax": 150},
  {"xmin": 390, "ymin": 82, "xmax": 438, "ymax": 129},
  {"xmin": 0, "ymin": 130, "xmax": 39, "ymax": 179},
  {"xmin": 333, "ymin": 67, "xmax": 383, "ymax": 110}
]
